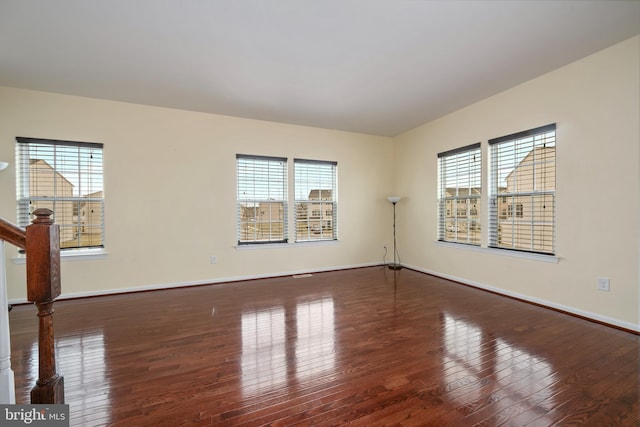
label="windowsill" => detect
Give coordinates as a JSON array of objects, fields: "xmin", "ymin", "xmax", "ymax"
[
  {"xmin": 435, "ymin": 240, "xmax": 558, "ymax": 263},
  {"xmin": 235, "ymin": 239, "xmax": 340, "ymax": 250},
  {"xmin": 12, "ymin": 248, "xmax": 109, "ymax": 264}
]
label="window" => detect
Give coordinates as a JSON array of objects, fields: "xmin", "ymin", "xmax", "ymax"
[
  {"xmin": 438, "ymin": 143, "xmax": 481, "ymax": 245},
  {"xmin": 489, "ymin": 124, "xmax": 556, "ymax": 254},
  {"xmin": 294, "ymin": 159, "xmax": 337, "ymax": 242},
  {"xmin": 236, "ymin": 155, "xmax": 287, "ymax": 244},
  {"xmin": 16, "ymin": 137, "xmax": 105, "ymax": 250},
  {"xmin": 507, "ymin": 203, "xmax": 524, "ymax": 218}
]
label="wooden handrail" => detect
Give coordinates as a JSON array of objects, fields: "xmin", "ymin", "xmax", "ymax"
[
  {"xmin": 0, "ymin": 217, "xmax": 26, "ymax": 249},
  {"xmin": 0, "ymin": 210, "xmax": 64, "ymax": 404}
]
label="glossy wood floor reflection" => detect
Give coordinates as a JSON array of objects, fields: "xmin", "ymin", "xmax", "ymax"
[{"xmin": 9, "ymin": 267, "xmax": 639, "ymax": 426}]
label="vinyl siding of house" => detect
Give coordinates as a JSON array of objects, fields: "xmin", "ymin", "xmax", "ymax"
[
  {"xmin": 295, "ymin": 190, "xmax": 335, "ymax": 241},
  {"xmin": 496, "ymin": 146, "xmax": 555, "ymax": 253},
  {"xmin": 239, "ymin": 201, "xmax": 286, "ymax": 243},
  {"xmin": 24, "ymin": 159, "xmax": 75, "ymax": 243}
]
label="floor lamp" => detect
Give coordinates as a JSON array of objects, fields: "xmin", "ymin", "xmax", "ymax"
[{"xmin": 387, "ymin": 196, "xmax": 402, "ymax": 270}]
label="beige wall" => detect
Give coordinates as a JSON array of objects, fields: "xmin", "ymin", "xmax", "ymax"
[
  {"xmin": 394, "ymin": 36, "xmax": 640, "ymax": 329},
  {"xmin": 1, "ymin": 35, "xmax": 638, "ymax": 330},
  {"xmin": 0, "ymin": 87, "xmax": 394, "ymax": 299}
]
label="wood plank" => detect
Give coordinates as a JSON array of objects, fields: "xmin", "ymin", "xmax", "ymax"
[{"xmin": 9, "ymin": 267, "xmax": 639, "ymax": 425}]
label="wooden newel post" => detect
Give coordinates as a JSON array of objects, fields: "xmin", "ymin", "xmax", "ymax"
[{"xmin": 25, "ymin": 208, "xmax": 64, "ymax": 404}]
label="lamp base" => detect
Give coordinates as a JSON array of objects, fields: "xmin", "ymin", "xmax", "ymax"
[{"xmin": 388, "ymin": 264, "xmax": 402, "ymax": 270}]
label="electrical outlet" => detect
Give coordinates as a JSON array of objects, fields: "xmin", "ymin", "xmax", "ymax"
[
  {"xmin": 597, "ymin": 277, "xmax": 610, "ymax": 292},
  {"xmin": 210, "ymin": 256, "xmax": 217, "ymax": 264}
]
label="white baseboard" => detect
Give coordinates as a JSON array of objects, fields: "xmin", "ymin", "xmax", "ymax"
[
  {"xmin": 9, "ymin": 261, "xmax": 638, "ymax": 333},
  {"xmin": 8, "ymin": 262, "xmax": 380, "ymax": 304},
  {"xmin": 404, "ymin": 263, "xmax": 640, "ymax": 333}
]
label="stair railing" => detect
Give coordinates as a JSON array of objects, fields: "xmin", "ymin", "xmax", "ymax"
[{"xmin": 0, "ymin": 208, "xmax": 64, "ymax": 404}]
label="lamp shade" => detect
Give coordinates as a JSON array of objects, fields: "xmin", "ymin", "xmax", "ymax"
[
  {"xmin": 0, "ymin": 162, "xmax": 8, "ymax": 172},
  {"xmin": 387, "ymin": 196, "xmax": 401, "ymax": 204}
]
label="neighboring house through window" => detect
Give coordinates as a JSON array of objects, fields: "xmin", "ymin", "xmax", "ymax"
[
  {"xmin": 489, "ymin": 124, "xmax": 556, "ymax": 254},
  {"xmin": 294, "ymin": 159, "xmax": 337, "ymax": 242},
  {"xmin": 16, "ymin": 137, "xmax": 105, "ymax": 250},
  {"xmin": 437, "ymin": 143, "xmax": 481, "ymax": 245},
  {"xmin": 236, "ymin": 154, "xmax": 288, "ymax": 244}
]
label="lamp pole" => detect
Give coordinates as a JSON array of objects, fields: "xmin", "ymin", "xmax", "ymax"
[{"xmin": 387, "ymin": 196, "xmax": 401, "ymax": 270}]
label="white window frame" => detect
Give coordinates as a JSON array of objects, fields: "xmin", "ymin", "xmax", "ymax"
[
  {"xmin": 236, "ymin": 154, "xmax": 288, "ymax": 245},
  {"xmin": 16, "ymin": 137, "xmax": 105, "ymax": 252},
  {"xmin": 294, "ymin": 159, "xmax": 337, "ymax": 242},
  {"xmin": 437, "ymin": 143, "xmax": 481, "ymax": 246},
  {"xmin": 488, "ymin": 124, "xmax": 556, "ymax": 255}
]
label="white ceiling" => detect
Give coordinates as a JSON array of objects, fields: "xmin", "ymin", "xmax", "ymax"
[{"xmin": 1, "ymin": 1, "xmax": 639, "ymax": 137}]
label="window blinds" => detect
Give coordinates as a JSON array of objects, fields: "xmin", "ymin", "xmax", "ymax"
[
  {"xmin": 488, "ymin": 124, "xmax": 556, "ymax": 254},
  {"xmin": 16, "ymin": 137, "xmax": 105, "ymax": 249},
  {"xmin": 236, "ymin": 154, "xmax": 288, "ymax": 244},
  {"xmin": 294, "ymin": 159, "xmax": 337, "ymax": 242},
  {"xmin": 437, "ymin": 143, "xmax": 481, "ymax": 245}
]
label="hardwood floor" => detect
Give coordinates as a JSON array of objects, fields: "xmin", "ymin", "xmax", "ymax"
[{"xmin": 9, "ymin": 267, "xmax": 639, "ymax": 426}]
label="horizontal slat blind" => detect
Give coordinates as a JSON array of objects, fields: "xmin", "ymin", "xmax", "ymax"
[
  {"xmin": 294, "ymin": 159, "xmax": 337, "ymax": 242},
  {"xmin": 236, "ymin": 154, "xmax": 287, "ymax": 244},
  {"xmin": 16, "ymin": 137, "xmax": 105, "ymax": 249},
  {"xmin": 489, "ymin": 124, "xmax": 556, "ymax": 254},
  {"xmin": 437, "ymin": 143, "xmax": 481, "ymax": 245}
]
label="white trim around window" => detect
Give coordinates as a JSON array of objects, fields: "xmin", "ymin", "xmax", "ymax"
[
  {"xmin": 488, "ymin": 124, "xmax": 556, "ymax": 256},
  {"xmin": 437, "ymin": 143, "xmax": 481, "ymax": 246},
  {"xmin": 15, "ymin": 137, "xmax": 106, "ymax": 252},
  {"xmin": 294, "ymin": 159, "xmax": 338, "ymax": 243},
  {"xmin": 236, "ymin": 154, "xmax": 288, "ymax": 245}
]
